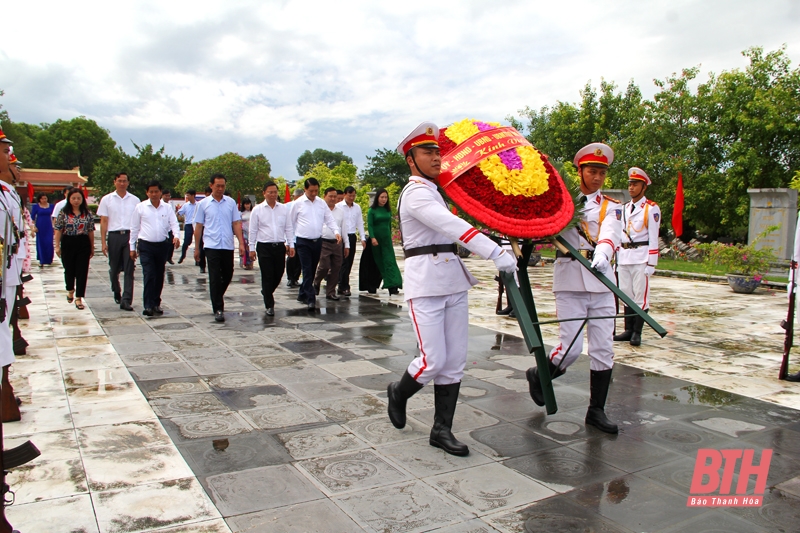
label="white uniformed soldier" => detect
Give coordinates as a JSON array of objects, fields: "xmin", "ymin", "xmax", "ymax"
[
  {"xmin": 614, "ymin": 167, "xmax": 660, "ymax": 346},
  {"xmin": 0, "ymin": 129, "xmax": 22, "ymax": 368},
  {"xmin": 386, "ymin": 122, "xmax": 518, "ymax": 456},
  {"xmin": 786, "ymin": 212, "xmax": 800, "ymax": 382},
  {"xmin": 526, "ymin": 142, "xmax": 623, "ymax": 434}
]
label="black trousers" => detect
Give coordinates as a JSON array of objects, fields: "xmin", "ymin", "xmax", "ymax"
[
  {"xmin": 205, "ymin": 248, "xmax": 234, "ymax": 313},
  {"xmin": 198, "ymin": 234, "xmax": 206, "ymax": 270},
  {"xmin": 179, "ymin": 225, "xmax": 193, "ymax": 262},
  {"xmin": 286, "ymin": 252, "xmax": 301, "ymax": 283},
  {"xmin": 107, "ymin": 231, "xmax": 135, "ymax": 304},
  {"xmin": 138, "ymin": 239, "xmax": 171, "ymax": 310},
  {"xmin": 62, "ymin": 234, "xmax": 92, "ymax": 298},
  {"xmin": 256, "ymin": 242, "xmax": 287, "ymax": 308},
  {"xmin": 338, "ymin": 233, "xmax": 357, "ymax": 292},
  {"xmin": 296, "ymin": 237, "xmax": 322, "ymax": 304}
]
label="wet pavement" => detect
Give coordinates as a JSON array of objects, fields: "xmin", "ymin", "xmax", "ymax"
[{"xmin": 6, "ymin": 244, "xmax": 800, "ymax": 532}]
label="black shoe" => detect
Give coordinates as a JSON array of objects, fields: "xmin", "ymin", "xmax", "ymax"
[
  {"xmin": 200, "ymin": 268, "xmax": 206, "ymax": 273},
  {"xmin": 13, "ymin": 338, "xmax": 28, "ymax": 356},
  {"xmin": 307, "ymin": 302, "xmax": 315, "ymax": 311},
  {"xmin": 154, "ymin": 306, "xmax": 164, "ymax": 315},
  {"xmin": 614, "ymin": 306, "xmax": 634, "ymax": 342},
  {"xmin": 786, "ymin": 372, "xmax": 800, "ymax": 382},
  {"xmin": 296, "ymin": 296, "xmax": 308, "ymax": 304},
  {"xmin": 429, "ymin": 383, "xmax": 469, "ymax": 456},
  {"xmin": 387, "ymin": 371, "xmax": 424, "ymax": 429},
  {"xmin": 167, "ymin": 259, "xmax": 174, "ymax": 265},
  {"xmin": 526, "ymin": 361, "xmax": 564, "ymax": 406},
  {"xmin": 314, "ymin": 284, "xmax": 320, "ymax": 296},
  {"xmin": 214, "ymin": 311, "xmax": 225, "ymax": 322},
  {"xmin": 20, "ymin": 274, "xmax": 33, "ymax": 283},
  {"xmin": 508, "ymin": 309, "xmax": 516, "ymax": 318},
  {"xmin": 113, "ymin": 292, "xmax": 121, "ymax": 304},
  {"xmin": 120, "ymin": 302, "xmax": 133, "ymax": 311},
  {"xmin": 178, "ymin": 257, "xmax": 184, "ymax": 264},
  {"xmin": 630, "ymin": 313, "xmax": 646, "ymax": 346},
  {"xmin": 585, "ymin": 369, "xmax": 618, "ymax": 434},
  {"xmin": 266, "ymin": 307, "xmax": 274, "ymax": 316},
  {"xmin": 326, "ymin": 295, "xmax": 340, "ymax": 301},
  {"xmin": 388, "ymin": 287, "xmax": 399, "ymax": 295},
  {"xmin": 339, "ymin": 289, "xmax": 351, "ymax": 297},
  {"xmin": 143, "ymin": 308, "xmax": 155, "ymax": 317},
  {"xmin": 496, "ymin": 305, "xmax": 512, "ymax": 316},
  {"xmin": 613, "ymin": 330, "xmax": 633, "ymax": 341}
]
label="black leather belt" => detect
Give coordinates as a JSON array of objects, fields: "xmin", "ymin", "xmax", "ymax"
[
  {"xmin": 404, "ymin": 243, "xmax": 458, "ymax": 258},
  {"xmin": 321, "ymin": 238, "xmax": 337, "ymax": 243},
  {"xmin": 556, "ymin": 249, "xmax": 594, "ymax": 261},
  {"xmin": 621, "ymin": 241, "xmax": 649, "ymax": 249},
  {"xmin": 107, "ymin": 230, "xmax": 129, "ymax": 235},
  {"xmin": 259, "ymin": 242, "xmax": 285, "ymax": 247}
]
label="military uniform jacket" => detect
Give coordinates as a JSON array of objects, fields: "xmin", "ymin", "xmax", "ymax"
[
  {"xmin": 398, "ymin": 177, "xmax": 500, "ymax": 301},
  {"xmin": 0, "ymin": 183, "xmax": 22, "ymax": 288},
  {"xmin": 618, "ymin": 196, "xmax": 660, "ymax": 266},
  {"xmin": 553, "ymin": 190, "xmax": 622, "ymax": 293}
]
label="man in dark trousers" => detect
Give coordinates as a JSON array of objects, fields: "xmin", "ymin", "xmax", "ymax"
[
  {"xmin": 129, "ymin": 181, "xmax": 180, "ymax": 316},
  {"xmin": 177, "ymin": 189, "xmax": 198, "ymax": 264},
  {"xmin": 194, "ymin": 174, "xmax": 246, "ymax": 322},
  {"xmin": 98, "ymin": 172, "xmax": 140, "ymax": 310},
  {"xmin": 285, "ymin": 187, "xmax": 304, "ymax": 287},
  {"xmin": 337, "ymin": 185, "xmax": 366, "ymax": 296}
]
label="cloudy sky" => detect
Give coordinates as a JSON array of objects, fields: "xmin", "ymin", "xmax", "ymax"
[{"xmin": 2, "ymin": 0, "xmax": 799, "ymax": 180}]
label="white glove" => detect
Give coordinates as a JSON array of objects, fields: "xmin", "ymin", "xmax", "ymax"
[
  {"xmin": 590, "ymin": 251, "xmax": 611, "ymax": 274},
  {"xmin": 645, "ymin": 265, "xmax": 655, "ymax": 277},
  {"xmin": 493, "ymin": 250, "xmax": 518, "ymax": 273}
]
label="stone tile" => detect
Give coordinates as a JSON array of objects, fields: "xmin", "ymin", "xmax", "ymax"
[
  {"xmin": 301, "ymin": 349, "xmax": 363, "ymax": 364},
  {"xmin": 66, "ymin": 381, "xmax": 144, "ymax": 405},
  {"xmin": 71, "ymin": 398, "xmax": 159, "ymax": 428},
  {"xmin": 59, "ymin": 353, "xmax": 126, "ymax": 372},
  {"xmin": 567, "ymin": 434, "xmax": 682, "ymax": 473},
  {"xmin": 311, "ymin": 395, "xmax": 386, "ymax": 422},
  {"xmin": 113, "ymin": 341, "xmax": 173, "ymax": 356},
  {"xmin": 166, "ymin": 412, "xmax": 253, "ymax": 440},
  {"xmin": 129, "ymin": 362, "xmax": 199, "ymax": 382},
  {"xmin": 109, "ymin": 332, "xmax": 162, "ymax": 344},
  {"xmin": 347, "ymin": 372, "xmax": 401, "ymax": 392},
  {"xmin": 625, "ymin": 420, "xmax": 741, "ymax": 457},
  {"xmin": 428, "ymin": 519, "xmax": 500, "ymax": 533},
  {"xmin": 92, "ymin": 478, "xmax": 220, "ymax": 533},
  {"xmin": 297, "ymin": 449, "xmax": 410, "ymax": 495},
  {"xmin": 333, "ymin": 480, "xmax": 470, "ymax": 533},
  {"xmin": 121, "ymin": 352, "xmax": 182, "ymax": 367},
  {"xmin": 234, "ymin": 344, "xmax": 293, "ymax": 358},
  {"xmin": 466, "ymin": 393, "xmax": 541, "ymax": 422},
  {"xmin": 137, "ymin": 377, "xmax": 212, "ymax": 398},
  {"xmin": 246, "ymin": 353, "xmax": 306, "ymax": 369},
  {"xmin": 178, "ymin": 431, "xmax": 292, "ymax": 476},
  {"xmin": 518, "ymin": 410, "xmax": 596, "ymax": 444},
  {"xmin": 56, "ymin": 335, "xmax": 111, "ymax": 348},
  {"xmin": 82, "ymin": 444, "xmax": 194, "ymax": 491},
  {"xmin": 277, "ymin": 425, "xmax": 368, "ymax": 460},
  {"xmin": 263, "ymin": 364, "xmax": 333, "ymax": 384},
  {"xmin": 58, "ymin": 344, "xmax": 118, "ymax": 358},
  {"xmin": 207, "ymin": 464, "xmax": 324, "ymax": 517},
  {"xmin": 659, "ymin": 510, "xmax": 770, "ymax": 533},
  {"xmin": 283, "ymin": 379, "xmax": 365, "ymax": 402},
  {"xmin": 429, "ymin": 462, "xmax": 554, "ymax": 516},
  {"xmin": 5, "ymin": 429, "xmax": 81, "ymax": 465},
  {"xmin": 227, "ymin": 499, "xmax": 360, "ymax": 533},
  {"xmin": 345, "ymin": 415, "xmax": 430, "ymax": 446},
  {"xmin": 504, "ymin": 447, "xmax": 626, "ymax": 493},
  {"xmin": 186, "ymin": 356, "xmax": 257, "ymax": 375},
  {"xmin": 318, "ymin": 360, "xmax": 391, "ymax": 379},
  {"xmin": 138, "ymin": 519, "xmax": 232, "ymax": 533},
  {"xmin": 4, "ymin": 404, "xmax": 74, "ymax": 437},
  {"xmin": 485, "ymin": 494, "xmax": 629, "ymax": 533},
  {"xmin": 212, "ymin": 384, "xmax": 291, "ymax": 410},
  {"xmin": 6, "ymin": 494, "xmax": 99, "ymax": 533},
  {"xmin": 411, "ymin": 404, "xmax": 499, "ymax": 433},
  {"xmin": 726, "ymin": 487, "xmax": 800, "ymax": 531},
  {"xmin": 568, "ymin": 474, "xmax": 693, "ymax": 532},
  {"xmin": 7, "ymin": 458, "xmax": 88, "ymax": 504},
  {"xmin": 205, "ymin": 371, "xmax": 275, "ymax": 390},
  {"xmin": 150, "ymin": 393, "xmax": 230, "ymax": 418},
  {"xmin": 240, "ymin": 404, "xmax": 327, "ymax": 430},
  {"xmin": 468, "ymin": 423, "xmax": 559, "ymax": 460},
  {"xmin": 281, "ymin": 339, "xmax": 341, "ymax": 354},
  {"xmin": 379, "ymin": 438, "xmax": 493, "ymax": 478},
  {"xmin": 76, "ymin": 420, "xmax": 173, "ymax": 454}
]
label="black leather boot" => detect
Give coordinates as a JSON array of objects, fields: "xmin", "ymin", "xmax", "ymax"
[
  {"xmin": 613, "ymin": 306, "xmax": 634, "ymax": 341},
  {"xmin": 387, "ymin": 371, "xmax": 424, "ymax": 429},
  {"xmin": 496, "ymin": 305, "xmax": 513, "ymax": 316},
  {"xmin": 585, "ymin": 369, "xmax": 618, "ymax": 434},
  {"xmin": 429, "ymin": 383, "xmax": 469, "ymax": 456},
  {"xmin": 526, "ymin": 360, "xmax": 565, "ymax": 406},
  {"xmin": 630, "ymin": 311, "xmax": 647, "ymax": 346}
]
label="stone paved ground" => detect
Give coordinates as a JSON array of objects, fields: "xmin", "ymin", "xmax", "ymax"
[{"xmin": 6, "ymin": 245, "xmax": 800, "ymax": 532}]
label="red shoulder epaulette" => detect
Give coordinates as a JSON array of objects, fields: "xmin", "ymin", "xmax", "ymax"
[
  {"xmin": 646, "ymin": 199, "xmax": 658, "ymax": 207},
  {"xmin": 603, "ymin": 195, "xmax": 621, "ymax": 204},
  {"xmin": 0, "ymin": 184, "xmax": 8, "ymax": 193}
]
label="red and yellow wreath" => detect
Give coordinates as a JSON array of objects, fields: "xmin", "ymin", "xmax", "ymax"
[{"xmin": 438, "ymin": 118, "xmax": 574, "ymax": 238}]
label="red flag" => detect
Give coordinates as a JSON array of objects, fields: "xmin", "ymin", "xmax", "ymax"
[
  {"xmin": 284, "ymin": 184, "xmax": 290, "ymax": 203},
  {"xmin": 672, "ymin": 172, "xmax": 684, "ymax": 238},
  {"xmin": 27, "ymin": 182, "xmax": 34, "ymax": 203}
]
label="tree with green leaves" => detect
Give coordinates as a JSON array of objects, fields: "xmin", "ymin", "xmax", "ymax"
[
  {"xmin": 92, "ymin": 143, "xmax": 193, "ymax": 198},
  {"xmin": 360, "ymin": 148, "xmax": 409, "ymax": 188},
  {"xmin": 178, "ymin": 152, "xmax": 272, "ymax": 199},
  {"xmin": 302, "ymin": 161, "xmax": 358, "ymax": 192},
  {"xmin": 34, "ymin": 116, "xmax": 116, "ymax": 177},
  {"xmin": 296, "ymin": 148, "xmax": 353, "ymax": 177}
]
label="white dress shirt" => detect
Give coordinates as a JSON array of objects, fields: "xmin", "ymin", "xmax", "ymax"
[
  {"xmin": 97, "ymin": 190, "xmax": 140, "ymax": 231},
  {"xmin": 52, "ymin": 199, "xmax": 67, "ymax": 219},
  {"xmin": 322, "ymin": 205, "xmax": 350, "ymax": 248},
  {"xmin": 129, "ymin": 199, "xmax": 181, "ymax": 251},
  {"xmin": 336, "ymin": 200, "xmax": 366, "ymax": 238},
  {"xmin": 291, "ymin": 194, "xmax": 340, "ymax": 240},
  {"xmin": 248, "ymin": 201, "xmax": 295, "ymax": 248}
]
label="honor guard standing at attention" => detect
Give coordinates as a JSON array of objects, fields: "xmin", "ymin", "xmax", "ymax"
[
  {"xmin": 386, "ymin": 122, "xmax": 518, "ymax": 456},
  {"xmin": 526, "ymin": 143, "xmax": 623, "ymax": 434},
  {"xmin": 614, "ymin": 168, "xmax": 660, "ymax": 346},
  {"xmin": 0, "ymin": 130, "xmax": 22, "ymax": 369}
]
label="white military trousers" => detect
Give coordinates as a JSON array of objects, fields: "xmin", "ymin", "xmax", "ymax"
[
  {"xmin": 406, "ymin": 291, "xmax": 469, "ymax": 385},
  {"xmin": 548, "ymin": 291, "xmax": 615, "ymax": 371},
  {"xmin": 0, "ymin": 283, "xmax": 18, "ymax": 367},
  {"xmin": 617, "ymin": 263, "xmax": 650, "ymax": 310}
]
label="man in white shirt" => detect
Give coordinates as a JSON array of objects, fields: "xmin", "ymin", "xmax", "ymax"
[
  {"xmin": 194, "ymin": 174, "xmax": 246, "ymax": 322},
  {"xmin": 97, "ymin": 172, "xmax": 140, "ymax": 310},
  {"xmin": 337, "ymin": 185, "xmax": 366, "ymax": 297},
  {"xmin": 129, "ymin": 181, "xmax": 180, "ymax": 317},
  {"xmin": 248, "ymin": 181, "xmax": 295, "ymax": 316},
  {"xmin": 314, "ymin": 187, "xmax": 350, "ymax": 301},
  {"xmin": 285, "ymin": 188, "xmax": 304, "ymax": 287},
  {"xmin": 51, "ymin": 186, "xmax": 70, "ymax": 225},
  {"xmin": 291, "ymin": 177, "xmax": 341, "ymax": 310},
  {"xmin": 177, "ymin": 189, "xmax": 198, "ymax": 264}
]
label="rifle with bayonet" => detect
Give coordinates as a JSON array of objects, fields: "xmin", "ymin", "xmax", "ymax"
[{"xmin": 780, "ymin": 261, "xmax": 797, "ymax": 381}]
